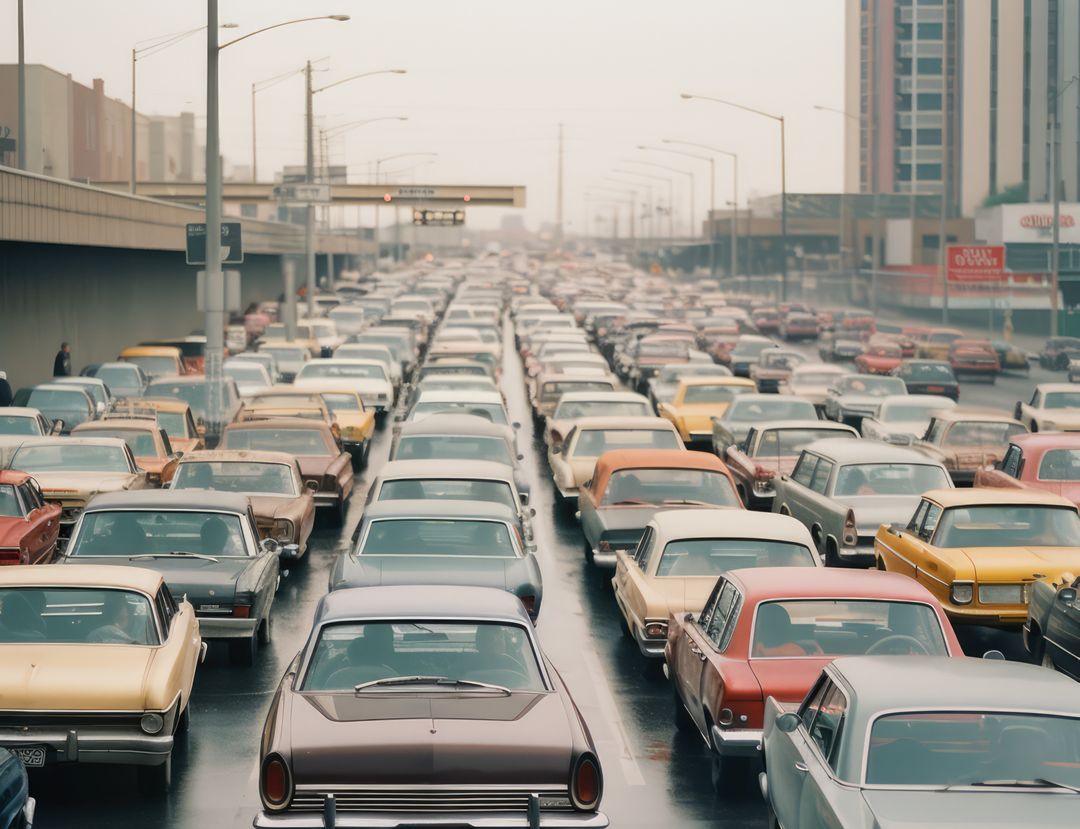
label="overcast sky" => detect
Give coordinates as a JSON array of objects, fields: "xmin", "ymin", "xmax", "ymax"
[{"xmin": 2, "ymin": 0, "xmax": 846, "ymax": 231}]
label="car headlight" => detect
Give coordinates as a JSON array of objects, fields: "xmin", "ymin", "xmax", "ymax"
[
  {"xmin": 271, "ymin": 518, "xmax": 294, "ymax": 541},
  {"xmin": 643, "ymin": 621, "xmax": 668, "ymax": 639},
  {"xmin": 140, "ymin": 712, "xmax": 164, "ymax": 735},
  {"xmin": 950, "ymin": 581, "xmax": 974, "ymax": 605},
  {"xmin": 753, "ymin": 479, "xmax": 774, "ymax": 495}
]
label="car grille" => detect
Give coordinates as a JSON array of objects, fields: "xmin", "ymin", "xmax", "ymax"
[
  {"xmin": 0, "ymin": 712, "xmax": 143, "ymax": 729},
  {"xmin": 289, "ymin": 787, "xmax": 573, "ymax": 813},
  {"xmin": 978, "ymin": 584, "xmax": 1028, "ymax": 605}
]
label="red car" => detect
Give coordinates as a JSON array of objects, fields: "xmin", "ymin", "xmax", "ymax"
[
  {"xmin": 948, "ymin": 338, "xmax": 1000, "ymax": 381},
  {"xmin": 665, "ymin": 567, "xmax": 962, "ymax": 791},
  {"xmin": 854, "ymin": 342, "xmax": 903, "ymax": 375},
  {"xmin": 751, "ymin": 309, "xmax": 782, "ymax": 335},
  {"xmin": 974, "ymin": 432, "xmax": 1080, "ymax": 507},
  {"xmin": 0, "ymin": 470, "xmax": 62, "ymax": 565}
]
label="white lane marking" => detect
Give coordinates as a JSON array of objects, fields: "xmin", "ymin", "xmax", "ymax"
[{"xmin": 583, "ymin": 648, "xmax": 646, "ymax": 787}]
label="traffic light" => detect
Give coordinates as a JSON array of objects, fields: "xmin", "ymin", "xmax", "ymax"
[{"xmin": 412, "ymin": 209, "xmax": 465, "ymax": 226}]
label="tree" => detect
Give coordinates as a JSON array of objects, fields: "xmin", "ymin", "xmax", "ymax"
[{"xmin": 982, "ymin": 182, "xmax": 1029, "ymax": 207}]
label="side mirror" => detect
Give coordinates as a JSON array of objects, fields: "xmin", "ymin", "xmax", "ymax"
[
  {"xmin": 1058, "ymin": 586, "xmax": 1078, "ymax": 605},
  {"xmin": 512, "ymin": 421, "xmax": 521, "ymax": 430},
  {"xmin": 887, "ymin": 522, "xmax": 905, "ymax": 536},
  {"xmin": 304, "ymin": 480, "xmax": 319, "ymax": 494},
  {"xmin": 280, "ymin": 543, "xmax": 300, "ymax": 558},
  {"xmin": 683, "ymin": 611, "xmax": 694, "ymax": 623},
  {"xmin": 519, "ymin": 491, "xmax": 529, "ymax": 506},
  {"xmin": 1013, "ymin": 402, "xmax": 1022, "ymax": 420},
  {"xmin": 982, "ymin": 649, "xmax": 1006, "ymax": 660},
  {"xmin": 260, "ymin": 538, "xmax": 281, "ymax": 555},
  {"xmin": 49, "ymin": 420, "xmax": 65, "ymax": 435},
  {"xmin": 776, "ymin": 712, "xmax": 801, "ymax": 734}
]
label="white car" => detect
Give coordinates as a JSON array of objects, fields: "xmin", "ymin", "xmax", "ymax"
[
  {"xmin": 860, "ymin": 394, "xmax": 957, "ymax": 445},
  {"xmin": 1015, "ymin": 383, "xmax": 1080, "ymax": 432},
  {"xmin": 0, "ymin": 406, "xmax": 58, "ymax": 437},
  {"xmin": 293, "ymin": 358, "xmax": 394, "ymax": 413},
  {"xmin": 332, "ymin": 343, "xmax": 402, "ymax": 388},
  {"xmin": 223, "ymin": 359, "xmax": 273, "ymax": 399},
  {"xmin": 297, "ymin": 317, "xmax": 345, "ymax": 353},
  {"xmin": 778, "ymin": 363, "xmax": 852, "ymax": 411}
]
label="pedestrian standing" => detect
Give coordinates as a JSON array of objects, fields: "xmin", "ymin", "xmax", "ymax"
[
  {"xmin": 0, "ymin": 371, "xmax": 12, "ymax": 407},
  {"xmin": 53, "ymin": 342, "xmax": 72, "ymax": 377}
]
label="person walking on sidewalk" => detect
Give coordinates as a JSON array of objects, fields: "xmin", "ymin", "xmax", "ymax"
[
  {"xmin": 53, "ymin": 342, "xmax": 72, "ymax": 377},
  {"xmin": 0, "ymin": 371, "xmax": 12, "ymax": 407}
]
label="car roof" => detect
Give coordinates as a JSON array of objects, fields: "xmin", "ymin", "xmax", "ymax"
[
  {"xmin": 1035, "ymin": 382, "xmax": 1080, "ymax": 394},
  {"xmin": 13, "ymin": 436, "xmax": 129, "ymax": 449},
  {"xmin": 415, "ymin": 390, "xmax": 504, "ymax": 403},
  {"xmin": 396, "ymin": 413, "xmax": 513, "ymax": 438},
  {"xmin": 120, "ymin": 346, "xmax": 182, "ymax": 357},
  {"xmin": 146, "ymin": 375, "xmax": 203, "ymax": 387},
  {"xmin": 750, "ymin": 419, "xmax": 859, "ymax": 433},
  {"xmin": 554, "ymin": 391, "xmax": 647, "ymax": 403},
  {"xmin": 921, "ymin": 487, "xmax": 1076, "ymax": 509},
  {"xmin": 649, "ymin": 509, "xmax": 813, "ymax": 545},
  {"xmin": 725, "ymin": 566, "xmax": 938, "ymax": 602},
  {"xmin": 801, "ymin": 437, "xmax": 931, "ymax": 463},
  {"xmin": 878, "ymin": 394, "xmax": 955, "ymax": 408},
  {"xmin": 73, "ymin": 419, "xmax": 157, "ymax": 433},
  {"xmin": 377, "ymin": 459, "xmax": 515, "ymax": 480},
  {"xmin": 224, "ymin": 418, "xmax": 331, "ymax": 433},
  {"xmin": 0, "ymin": 470, "xmax": 33, "ymax": 485},
  {"xmin": 0, "ymin": 407, "xmax": 41, "ymax": 418},
  {"xmin": 315, "ymin": 585, "xmax": 533, "ymax": 626},
  {"xmin": 23, "ymin": 383, "xmax": 91, "ymax": 395},
  {"xmin": 678, "ymin": 376, "xmax": 756, "ymax": 388},
  {"xmin": 361, "ymin": 499, "xmax": 518, "ymax": 521},
  {"xmin": 594, "ymin": 448, "xmax": 727, "ymax": 476},
  {"xmin": 571, "ymin": 416, "xmax": 676, "ymax": 430},
  {"xmin": 0, "ymin": 563, "xmax": 164, "ymax": 594},
  {"xmin": 83, "ymin": 489, "xmax": 251, "ymax": 513},
  {"xmin": 178, "ymin": 449, "xmax": 297, "ymax": 465},
  {"xmin": 1008, "ymin": 432, "xmax": 1080, "ymax": 452}
]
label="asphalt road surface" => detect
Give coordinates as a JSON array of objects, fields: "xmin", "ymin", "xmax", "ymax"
[{"xmin": 27, "ymin": 324, "xmax": 1055, "ymax": 828}]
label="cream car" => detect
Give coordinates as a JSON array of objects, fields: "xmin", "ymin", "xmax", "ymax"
[{"xmin": 1015, "ymin": 383, "xmax": 1080, "ymax": 433}]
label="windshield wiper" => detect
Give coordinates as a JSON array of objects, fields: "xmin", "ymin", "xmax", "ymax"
[
  {"xmin": 661, "ymin": 499, "xmax": 710, "ymax": 506},
  {"xmin": 952, "ymin": 779, "xmax": 1080, "ymax": 793},
  {"xmin": 130, "ymin": 551, "xmax": 220, "ymax": 563},
  {"xmin": 354, "ymin": 675, "xmax": 511, "ymax": 695},
  {"xmin": 611, "ymin": 498, "xmax": 651, "ymax": 506}
]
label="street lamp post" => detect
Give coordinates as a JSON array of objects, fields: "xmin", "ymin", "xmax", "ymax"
[
  {"xmin": 603, "ymin": 178, "xmax": 652, "ymax": 244},
  {"xmin": 612, "ymin": 168, "xmax": 674, "ymax": 241},
  {"xmin": 624, "ymin": 159, "xmax": 695, "ymax": 238},
  {"xmin": 16, "ymin": 0, "xmax": 25, "ymax": 170},
  {"xmin": 250, "ymin": 66, "xmax": 305, "ymax": 182},
  {"xmin": 682, "ymin": 93, "xmax": 787, "ymax": 299}
]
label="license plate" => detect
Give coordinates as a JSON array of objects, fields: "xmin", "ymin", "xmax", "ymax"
[
  {"xmin": 927, "ymin": 386, "xmax": 944, "ymax": 393},
  {"xmin": 12, "ymin": 746, "xmax": 46, "ymax": 767}
]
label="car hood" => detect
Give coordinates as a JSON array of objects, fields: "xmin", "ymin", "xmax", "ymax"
[
  {"xmin": 34, "ymin": 471, "xmax": 140, "ymax": 497},
  {"xmin": 835, "ymin": 495, "xmax": 922, "ymax": 535},
  {"xmin": 1037, "ymin": 411, "xmax": 1080, "ymax": 428},
  {"xmin": 68, "ymin": 554, "xmax": 250, "ymax": 606},
  {"xmin": 954, "ymin": 547, "xmax": 1080, "ymax": 583},
  {"xmin": 860, "ymin": 789, "xmax": 1079, "ymax": 828},
  {"xmin": 336, "ymin": 555, "xmax": 534, "ymax": 592},
  {"xmin": 247, "ymin": 494, "xmax": 304, "ymax": 521},
  {"xmin": 289, "ymin": 690, "xmax": 572, "ymax": 786},
  {"xmin": 749, "ymin": 658, "xmax": 830, "ymax": 703},
  {"xmin": 0, "ymin": 644, "xmax": 155, "ymax": 710}
]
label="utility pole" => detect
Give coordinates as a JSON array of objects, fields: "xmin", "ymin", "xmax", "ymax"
[
  {"xmin": 130, "ymin": 49, "xmax": 137, "ymax": 192},
  {"xmin": 779, "ymin": 115, "xmax": 787, "ymax": 301},
  {"xmin": 939, "ymin": 4, "xmax": 950, "ymax": 324},
  {"xmin": 17, "ymin": 0, "xmax": 25, "ymax": 170},
  {"xmin": 1051, "ymin": 114, "xmax": 1061, "ymax": 337},
  {"xmin": 250, "ymin": 81, "xmax": 257, "ymax": 182},
  {"xmin": 204, "ymin": 0, "xmax": 224, "ymax": 436},
  {"xmin": 556, "ymin": 122, "xmax": 564, "ymax": 245},
  {"xmin": 304, "ymin": 60, "xmax": 316, "ymax": 318}
]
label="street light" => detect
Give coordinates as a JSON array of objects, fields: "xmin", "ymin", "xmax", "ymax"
[
  {"xmin": 586, "ymin": 185, "xmax": 639, "ymax": 242},
  {"xmin": 625, "ymin": 158, "xmax": 695, "ymax": 237},
  {"xmin": 203, "ymin": 4, "xmax": 349, "ymax": 434},
  {"xmin": 603, "ymin": 177, "xmax": 654, "ymax": 240},
  {"xmin": 250, "ymin": 66, "xmax": 305, "ymax": 182},
  {"xmin": 612, "ymin": 168, "xmax": 674, "ymax": 240},
  {"xmin": 682, "ymin": 92, "xmax": 788, "ymax": 299},
  {"xmin": 131, "ymin": 22, "xmax": 238, "ymax": 192}
]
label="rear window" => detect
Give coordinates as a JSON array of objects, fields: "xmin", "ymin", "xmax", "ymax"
[
  {"xmin": 379, "ymin": 479, "xmax": 515, "ymax": 509},
  {"xmin": 395, "ymin": 436, "xmax": 512, "ymax": 465},
  {"xmin": 361, "ymin": 519, "xmax": 517, "ymax": 558},
  {"xmin": 0, "ymin": 588, "xmax": 159, "ymax": 645},
  {"xmin": 574, "ymin": 429, "xmax": 680, "ymax": 455},
  {"xmin": 223, "ymin": 428, "xmax": 331, "ymax": 456},
  {"xmin": 656, "ymin": 539, "xmax": 815, "ymax": 576}
]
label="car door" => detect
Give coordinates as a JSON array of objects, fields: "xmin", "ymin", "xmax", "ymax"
[
  {"xmin": 613, "ymin": 526, "xmax": 653, "ymax": 631},
  {"xmin": 911, "ymin": 503, "xmax": 948, "ymax": 604},
  {"xmin": 154, "ymin": 584, "xmax": 201, "ymax": 707},
  {"xmin": 18, "ymin": 481, "xmax": 59, "ymax": 564},
  {"xmin": 768, "ymin": 673, "xmax": 832, "ymax": 826},
  {"xmin": 1045, "ymin": 578, "xmax": 1080, "ymax": 679},
  {"xmin": 776, "ymin": 452, "xmax": 818, "ymax": 518},
  {"xmin": 796, "ymin": 682, "xmax": 850, "ymax": 829},
  {"xmin": 671, "ymin": 581, "xmax": 721, "ymax": 728},
  {"xmin": 683, "ymin": 581, "xmax": 739, "ymax": 736},
  {"xmin": 878, "ymin": 499, "xmax": 928, "ymax": 580}
]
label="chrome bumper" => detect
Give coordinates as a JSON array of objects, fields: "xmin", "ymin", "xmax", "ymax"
[
  {"xmin": 314, "ymin": 492, "xmax": 341, "ymax": 507},
  {"xmin": 197, "ymin": 615, "xmax": 259, "ymax": 639},
  {"xmin": 254, "ymin": 809, "xmax": 608, "ymax": 829},
  {"xmin": 588, "ymin": 548, "xmax": 618, "ymax": 568},
  {"xmin": 0, "ymin": 727, "xmax": 172, "ymax": 766},
  {"xmin": 836, "ymin": 543, "xmax": 875, "ymax": 566},
  {"xmin": 710, "ymin": 725, "xmax": 763, "ymax": 759},
  {"xmin": 634, "ymin": 627, "xmax": 667, "ymax": 658},
  {"xmin": 555, "ymin": 484, "xmax": 578, "ymax": 504}
]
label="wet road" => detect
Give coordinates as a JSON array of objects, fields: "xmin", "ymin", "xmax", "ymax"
[{"xmin": 27, "ymin": 324, "xmax": 1058, "ymax": 828}]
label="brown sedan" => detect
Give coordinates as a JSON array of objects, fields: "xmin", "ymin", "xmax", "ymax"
[
  {"xmin": 255, "ymin": 585, "xmax": 607, "ymax": 828},
  {"xmin": 170, "ymin": 449, "xmax": 317, "ymax": 559},
  {"xmin": 220, "ymin": 418, "xmax": 353, "ymax": 525}
]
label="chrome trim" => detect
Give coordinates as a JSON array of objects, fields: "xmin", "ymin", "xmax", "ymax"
[
  {"xmin": 874, "ymin": 539, "xmax": 918, "ymax": 572},
  {"xmin": 253, "ymin": 811, "xmax": 609, "ymax": 828},
  {"xmin": 710, "ymin": 724, "xmax": 763, "ymax": 757}
]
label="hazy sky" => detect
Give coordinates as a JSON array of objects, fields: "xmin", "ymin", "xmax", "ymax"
[{"xmin": 2, "ymin": 0, "xmax": 847, "ymax": 231}]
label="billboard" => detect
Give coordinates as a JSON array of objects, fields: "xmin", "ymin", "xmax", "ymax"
[{"xmin": 946, "ymin": 245, "xmax": 1005, "ymax": 282}]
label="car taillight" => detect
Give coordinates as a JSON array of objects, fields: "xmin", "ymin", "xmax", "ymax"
[
  {"xmin": 233, "ymin": 605, "xmax": 251, "ymax": 618},
  {"xmin": 597, "ymin": 540, "xmax": 613, "ymax": 553},
  {"xmin": 753, "ymin": 465, "xmax": 774, "ymax": 481},
  {"xmin": 550, "ymin": 429, "xmax": 563, "ymax": 448},
  {"xmin": 261, "ymin": 754, "xmax": 292, "ymax": 809},
  {"xmin": 643, "ymin": 621, "xmax": 668, "ymax": 639},
  {"xmin": 519, "ymin": 595, "xmax": 537, "ymax": 616},
  {"xmin": 570, "ymin": 754, "xmax": 601, "ymax": 811},
  {"xmin": 0, "ymin": 549, "xmax": 20, "ymax": 565},
  {"xmin": 842, "ymin": 510, "xmax": 858, "ymax": 547}
]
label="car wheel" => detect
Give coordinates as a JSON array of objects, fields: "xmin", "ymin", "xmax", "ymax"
[
  {"xmin": 333, "ymin": 497, "xmax": 347, "ymax": 527},
  {"xmin": 1057, "ymin": 355, "xmax": 1069, "ymax": 370},
  {"xmin": 673, "ymin": 687, "xmax": 695, "ymax": 734},
  {"xmin": 258, "ymin": 615, "xmax": 272, "ymax": 646},
  {"xmin": 137, "ymin": 754, "xmax": 172, "ymax": 796},
  {"xmin": 825, "ymin": 540, "xmax": 840, "ymax": 568},
  {"xmin": 229, "ymin": 633, "xmax": 258, "ymax": 667},
  {"xmin": 710, "ymin": 750, "xmax": 748, "ymax": 795}
]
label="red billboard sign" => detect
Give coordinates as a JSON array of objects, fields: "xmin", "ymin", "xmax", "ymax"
[{"xmin": 946, "ymin": 245, "xmax": 1005, "ymax": 282}]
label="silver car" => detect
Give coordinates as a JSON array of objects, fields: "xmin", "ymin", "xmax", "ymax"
[
  {"xmin": 771, "ymin": 439, "xmax": 952, "ymax": 567},
  {"xmin": 823, "ymin": 374, "xmax": 907, "ymax": 426}
]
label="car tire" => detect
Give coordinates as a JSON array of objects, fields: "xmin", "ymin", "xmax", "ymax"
[
  {"xmin": 333, "ymin": 497, "xmax": 347, "ymax": 527},
  {"xmin": 825, "ymin": 540, "xmax": 840, "ymax": 568},
  {"xmin": 710, "ymin": 750, "xmax": 748, "ymax": 795},
  {"xmin": 583, "ymin": 539, "xmax": 594, "ymax": 566},
  {"xmin": 229, "ymin": 633, "xmax": 258, "ymax": 667},
  {"xmin": 1057, "ymin": 355, "xmax": 1070, "ymax": 370},
  {"xmin": 673, "ymin": 687, "xmax": 695, "ymax": 734},
  {"xmin": 137, "ymin": 754, "xmax": 172, "ymax": 796},
  {"xmin": 258, "ymin": 615, "xmax": 272, "ymax": 646}
]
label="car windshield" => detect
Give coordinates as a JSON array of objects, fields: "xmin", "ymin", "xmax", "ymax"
[
  {"xmin": 751, "ymin": 599, "xmax": 947, "ymax": 658},
  {"xmin": 68, "ymin": 510, "xmax": 248, "ymax": 557},
  {"xmin": 944, "ymin": 421, "xmax": 1026, "ymax": 446},
  {"xmin": 423, "ymin": 364, "xmax": 488, "ymax": 378},
  {"xmin": 659, "ymin": 365, "xmax": 731, "ymax": 382},
  {"xmin": 83, "ymin": 429, "xmax": 157, "ymax": 457},
  {"xmin": 156, "ymin": 411, "xmax": 188, "ymax": 437},
  {"xmin": 682, "ymin": 384, "xmax": 752, "ymax": 404},
  {"xmin": 1043, "ymin": 392, "xmax": 1080, "ymax": 409},
  {"xmin": 95, "ymin": 365, "xmax": 141, "ymax": 391},
  {"xmin": 302, "ymin": 621, "xmax": 545, "ymax": 693},
  {"xmin": 379, "ymin": 479, "xmax": 516, "ymax": 509},
  {"xmin": 361, "ymin": 519, "xmax": 518, "ymax": 557},
  {"xmin": 225, "ymin": 363, "xmax": 266, "ymax": 383},
  {"xmin": 1038, "ymin": 449, "xmax": 1080, "ymax": 481},
  {"xmin": 123, "ymin": 356, "xmax": 177, "ymax": 376},
  {"xmin": 838, "ymin": 376, "xmax": 905, "ymax": 396},
  {"xmin": 146, "ymin": 382, "xmax": 205, "ymax": 413},
  {"xmin": 554, "ymin": 400, "xmax": 649, "ymax": 419},
  {"xmin": 337, "ymin": 347, "xmax": 389, "ymax": 363},
  {"xmin": 727, "ymin": 398, "xmax": 815, "ymax": 422},
  {"xmin": 12, "ymin": 444, "xmax": 130, "ymax": 473},
  {"xmin": 933, "ymin": 504, "xmax": 1080, "ymax": 547},
  {"xmin": 321, "ymin": 393, "xmax": 362, "ymax": 414},
  {"xmin": 0, "ymin": 415, "xmax": 39, "ymax": 435},
  {"xmin": 541, "ymin": 381, "xmax": 613, "ymax": 400},
  {"xmin": 881, "ymin": 402, "xmax": 951, "ymax": 422},
  {"xmin": 656, "ymin": 539, "xmax": 816, "ymax": 576},
  {"xmin": 903, "ymin": 363, "xmax": 956, "ymax": 381},
  {"xmin": 223, "ymin": 428, "xmax": 331, "ymax": 456},
  {"xmin": 261, "ymin": 347, "xmax": 307, "ymax": 363},
  {"xmin": 301, "ymin": 363, "xmax": 386, "ymax": 380},
  {"xmin": 411, "ymin": 402, "xmax": 507, "ymax": 424},
  {"xmin": 574, "ymin": 428, "xmax": 681, "ymax": 455},
  {"xmin": 794, "ymin": 372, "xmax": 844, "ymax": 386},
  {"xmin": 395, "ymin": 436, "xmax": 513, "ymax": 465},
  {"xmin": 0, "ymin": 486, "xmax": 20, "ymax": 517},
  {"xmin": 756, "ymin": 428, "xmax": 855, "ymax": 456},
  {"xmin": 601, "ymin": 468, "xmax": 738, "ymax": 507},
  {"xmin": 733, "ymin": 341, "xmax": 775, "ymax": 357},
  {"xmin": 173, "ymin": 461, "xmax": 297, "ymax": 495},
  {"xmin": 832, "ymin": 463, "xmax": 950, "ymax": 497},
  {"xmin": 865, "ymin": 712, "xmax": 1080, "ymax": 788},
  {"xmin": 640, "ymin": 342, "xmax": 688, "ymax": 358},
  {"xmin": 26, "ymin": 389, "xmax": 88, "ymax": 414},
  {"xmin": 0, "ymin": 588, "xmax": 159, "ymax": 646}
]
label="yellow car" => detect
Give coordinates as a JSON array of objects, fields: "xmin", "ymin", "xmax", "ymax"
[
  {"xmin": 874, "ymin": 488, "xmax": 1080, "ymax": 627},
  {"xmin": 240, "ymin": 386, "xmax": 374, "ymax": 465},
  {"xmin": 0, "ymin": 564, "xmax": 204, "ymax": 793},
  {"xmin": 656, "ymin": 376, "xmax": 756, "ymax": 445},
  {"xmin": 914, "ymin": 327, "xmax": 964, "ymax": 361},
  {"xmin": 117, "ymin": 346, "xmax": 186, "ymax": 379}
]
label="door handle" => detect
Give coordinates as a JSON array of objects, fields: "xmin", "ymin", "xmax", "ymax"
[{"xmin": 794, "ymin": 762, "xmax": 809, "ymax": 773}]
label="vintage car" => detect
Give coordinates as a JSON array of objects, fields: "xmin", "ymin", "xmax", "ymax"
[
  {"xmin": 0, "ymin": 746, "xmax": 34, "ymax": 827},
  {"xmin": 751, "ymin": 308, "xmax": 783, "ymax": 335},
  {"xmin": 779, "ymin": 312, "xmax": 819, "ymax": 341},
  {"xmin": 912, "ymin": 408, "xmax": 1028, "ymax": 484},
  {"xmin": 0, "ymin": 470, "xmax": 61, "ymax": 565},
  {"xmin": 613, "ymin": 511, "xmax": 818, "ymax": 658},
  {"xmin": 657, "ymin": 376, "xmax": 758, "ymax": 446},
  {"xmin": 869, "ymin": 327, "xmax": 916, "ymax": 358},
  {"xmin": 53, "ymin": 376, "xmax": 112, "ymax": 416},
  {"xmin": 235, "ymin": 395, "xmax": 334, "ymax": 427},
  {"xmin": 117, "ymin": 345, "xmax": 186, "ymax": 379},
  {"xmin": 333, "ymin": 500, "xmax": 542, "ymax": 618},
  {"xmin": 221, "ymin": 418, "xmax": 353, "ymax": 524},
  {"xmin": 529, "ymin": 372, "xmax": 618, "ymax": 421},
  {"xmin": 817, "ymin": 333, "xmax": 864, "ymax": 363},
  {"xmin": 72, "ymin": 418, "xmax": 182, "ymax": 486},
  {"xmin": 294, "ymin": 359, "xmax": 395, "ymax": 415},
  {"xmin": 0, "ymin": 407, "xmax": 57, "ymax": 437},
  {"xmin": 10, "ymin": 384, "xmax": 96, "ymax": 434},
  {"xmin": 859, "ymin": 394, "xmax": 956, "ymax": 445},
  {"xmin": 245, "ymin": 386, "xmax": 375, "ymax": 465},
  {"xmin": 145, "ymin": 375, "xmax": 243, "ymax": 437},
  {"xmin": 874, "ymin": 487, "xmax": 1080, "ymax": 627},
  {"xmin": 1015, "ymin": 383, "xmax": 1080, "ymax": 432},
  {"xmin": 63, "ymin": 490, "xmax": 281, "ymax": 665},
  {"xmin": 402, "ymin": 390, "xmax": 513, "ymax": 427},
  {"xmin": 1026, "ymin": 570, "xmax": 1080, "ymax": 678},
  {"xmin": 749, "ymin": 350, "xmax": 808, "ymax": 394},
  {"xmin": 579, "ymin": 449, "xmax": 742, "ymax": 568},
  {"xmin": 974, "ymin": 432, "xmax": 1080, "ymax": 506},
  {"xmin": 113, "ymin": 398, "xmax": 206, "ymax": 455},
  {"xmin": 404, "ymin": 374, "xmax": 500, "ymax": 412},
  {"xmin": 773, "ymin": 439, "xmax": 953, "ymax": 567},
  {"xmin": 947, "ymin": 338, "xmax": 1000, "ymax": 381},
  {"xmin": 548, "ymin": 416, "xmax": 683, "ymax": 505},
  {"xmin": 253, "ymin": 585, "xmax": 607, "ymax": 828},
  {"xmin": 354, "ymin": 328, "xmax": 419, "ymax": 378},
  {"xmin": 893, "ymin": 358, "xmax": 960, "ymax": 400},
  {"xmin": 257, "ymin": 341, "xmax": 311, "ymax": 383},
  {"xmin": 0, "ymin": 564, "xmax": 202, "ymax": 793},
  {"xmin": 170, "ymin": 450, "xmax": 316, "ymax": 559},
  {"xmin": 778, "ymin": 364, "xmax": 850, "ymax": 412},
  {"xmin": 761, "ymin": 657, "xmax": 1080, "ymax": 829},
  {"xmin": 544, "ymin": 390, "xmax": 650, "ymax": 449},
  {"xmin": 710, "ymin": 394, "xmax": 818, "ymax": 457},
  {"xmin": 669, "ymin": 569, "xmax": 961, "ymax": 792},
  {"xmin": 854, "ymin": 342, "xmax": 903, "ymax": 376},
  {"xmin": 823, "ymin": 374, "xmax": 908, "ymax": 425},
  {"xmin": 8, "ymin": 437, "xmax": 150, "ymax": 536},
  {"xmin": 224, "ymin": 358, "xmax": 274, "ymax": 398},
  {"xmin": 391, "ymin": 413, "xmax": 521, "ymax": 466},
  {"xmin": 915, "ymin": 327, "xmax": 965, "ymax": 361},
  {"xmin": 727, "ymin": 335, "xmax": 779, "ymax": 378},
  {"xmin": 139, "ymin": 336, "xmax": 212, "ymax": 374},
  {"xmin": 92, "ymin": 361, "xmax": 150, "ymax": 399},
  {"xmin": 725, "ymin": 420, "xmax": 859, "ymax": 510},
  {"xmin": 334, "ymin": 343, "xmax": 401, "ymax": 389},
  {"xmin": 990, "ymin": 338, "xmax": 1029, "ymax": 371},
  {"xmin": 646, "ymin": 363, "xmax": 733, "ymax": 410},
  {"xmin": 1038, "ymin": 336, "xmax": 1080, "ymax": 370}
]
